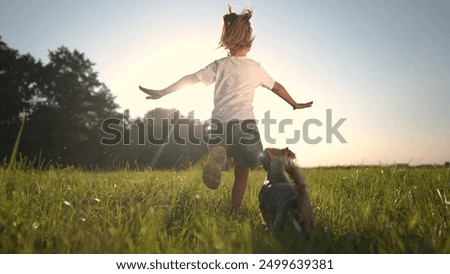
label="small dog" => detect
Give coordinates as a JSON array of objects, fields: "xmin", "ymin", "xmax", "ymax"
[{"xmin": 259, "ymin": 147, "xmax": 315, "ymax": 234}]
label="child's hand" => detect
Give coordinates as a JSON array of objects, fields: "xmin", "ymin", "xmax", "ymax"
[
  {"xmin": 293, "ymin": 101, "xmax": 313, "ymax": 110},
  {"xmin": 139, "ymin": 86, "xmax": 166, "ymax": 100}
]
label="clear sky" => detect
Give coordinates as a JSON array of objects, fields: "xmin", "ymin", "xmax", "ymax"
[{"xmin": 1, "ymin": 0, "xmax": 449, "ymax": 167}]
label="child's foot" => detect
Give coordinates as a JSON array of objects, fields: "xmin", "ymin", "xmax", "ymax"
[{"xmin": 202, "ymin": 146, "xmax": 227, "ymax": 189}]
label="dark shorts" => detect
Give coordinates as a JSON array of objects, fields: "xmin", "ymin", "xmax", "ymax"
[{"xmin": 207, "ymin": 119, "xmax": 263, "ymax": 168}]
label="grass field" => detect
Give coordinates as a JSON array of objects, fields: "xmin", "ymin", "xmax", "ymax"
[{"xmin": 1, "ymin": 161, "xmax": 449, "ymax": 254}]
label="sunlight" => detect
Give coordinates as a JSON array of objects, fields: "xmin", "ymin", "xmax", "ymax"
[{"xmin": 103, "ymin": 36, "xmax": 222, "ymax": 120}]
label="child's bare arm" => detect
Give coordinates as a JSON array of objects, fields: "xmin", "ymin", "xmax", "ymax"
[
  {"xmin": 271, "ymin": 82, "xmax": 313, "ymax": 110},
  {"xmin": 139, "ymin": 74, "xmax": 200, "ymax": 99}
]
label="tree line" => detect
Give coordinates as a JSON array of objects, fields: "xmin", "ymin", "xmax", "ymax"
[{"xmin": 0, "ymin": 37, "xmax": 207, "ymax": 169}]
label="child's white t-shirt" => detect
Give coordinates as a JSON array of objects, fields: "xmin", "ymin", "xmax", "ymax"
[{"xmin": 195, "ymin": 56, "xmax": 275, "ymax": 122}]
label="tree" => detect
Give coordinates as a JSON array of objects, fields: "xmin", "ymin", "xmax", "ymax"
[
  {"xmin": 0, "ymin": 37, "xmax": 43, "ymax": 159},
  {"xmin": 0, "ymin": 38, "xmax": 206, "ymax": 169},
  {"xmin": 142, "ymin": 108, "xmax": 207, "ymax": 169},
  {"xmin": 22, "ymin": 46, "xmax": 120, "ymax": 167},
  {"xmin": 0, "ymin": 38, "xmax": 121, "ymax": 167}
]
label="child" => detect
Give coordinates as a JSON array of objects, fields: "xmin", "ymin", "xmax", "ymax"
[{"xmin": 139, "ymin": 6, "xmax": 313, "ymax": 211}]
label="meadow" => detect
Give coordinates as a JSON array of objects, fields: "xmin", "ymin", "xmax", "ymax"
[{"xmin": 0, "ymin": 161, "xmax": 449, "ymax": 254}]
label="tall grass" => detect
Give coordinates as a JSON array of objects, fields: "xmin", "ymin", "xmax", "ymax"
[
  {"xmin": 7, "ymin": 110, "xmax": 26, "ymax": 171},
  {"xmin": 1, "ymin": 162, "xmax": 449, "ymax": 253},
  {"xmin": 4, "ymin": 109, "xmax": 27, "ymax": 200}
]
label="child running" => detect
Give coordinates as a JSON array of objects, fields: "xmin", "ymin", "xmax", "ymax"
[{"xmin": 139, "ymin": 6, "xmax": 313, "ymax": 212}]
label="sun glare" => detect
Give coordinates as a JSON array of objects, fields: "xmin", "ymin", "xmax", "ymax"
[{"xmin": 103, "ymin": 36, "xmax": 222, "ymax": 120}]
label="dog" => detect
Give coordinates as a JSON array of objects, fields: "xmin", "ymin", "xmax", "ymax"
[{"xmin": 258, "ymin": 147, "xmax": 315, "ymax": 235}]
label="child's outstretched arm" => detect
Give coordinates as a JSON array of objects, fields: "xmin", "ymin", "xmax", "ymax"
[
  {"xmin": 139, "ymin": 74, "xmax": 200, "ymax": 99},
  {"xmin": 271, "ymin": 82, "xmax": 313, "ymax": 110}
]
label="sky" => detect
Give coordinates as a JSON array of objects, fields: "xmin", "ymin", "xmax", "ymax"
[{"xmin": 1, "ymin": 0, "xmax": 449, "ymax": 167}]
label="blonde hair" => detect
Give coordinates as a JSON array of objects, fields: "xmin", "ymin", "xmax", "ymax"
[{"xmin": 219, "ymin": 5, "xmax": 254, "ymax": 51}]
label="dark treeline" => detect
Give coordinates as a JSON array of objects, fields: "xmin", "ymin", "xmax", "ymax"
[{"xmin": 0, "ymin": 37, "xmax": 207, "ymax": 169}]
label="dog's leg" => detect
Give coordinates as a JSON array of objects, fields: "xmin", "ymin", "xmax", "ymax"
[
  {"xmin": 292, "ymin": 218, "xmax": 302, "ymax": 234},
  {"xmin": 261, "ymin": 210, "xmax": 275, "ymax": 231},
  {"xmin": 273, "ymin": 201, "xmax": 291, "ymax": 231}
]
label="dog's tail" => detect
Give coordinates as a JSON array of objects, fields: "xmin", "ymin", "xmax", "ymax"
[{"xmin": 285, "ymin": 159, "xmax": 315, "ymax": 234}]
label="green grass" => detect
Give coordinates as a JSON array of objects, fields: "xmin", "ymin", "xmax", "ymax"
[{"xmin": 0, "ymin": 162, "xmax": 449, "ymax": 253}]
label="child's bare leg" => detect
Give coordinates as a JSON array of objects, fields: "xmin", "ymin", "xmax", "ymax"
[{"xmin": 231, "ymin": 165, "xmax": 249, "ymax": 211}]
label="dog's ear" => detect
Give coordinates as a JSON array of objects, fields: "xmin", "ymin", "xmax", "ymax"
[
  {"xmin": 261, "ymin": 147, "xmax": 297, "ymax": 171},
  {"xmin": 283, "ymin": 147, "xmax": 296, "ymax": 159},
  {"xmin": 266, "ymin": 148, "xmax": 276, "ymax": 159}
]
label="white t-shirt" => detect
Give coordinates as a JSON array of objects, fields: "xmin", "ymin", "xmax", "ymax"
[{"xmin": 195, "ymin": 56, "xmax": 275, "ymax": 122}]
